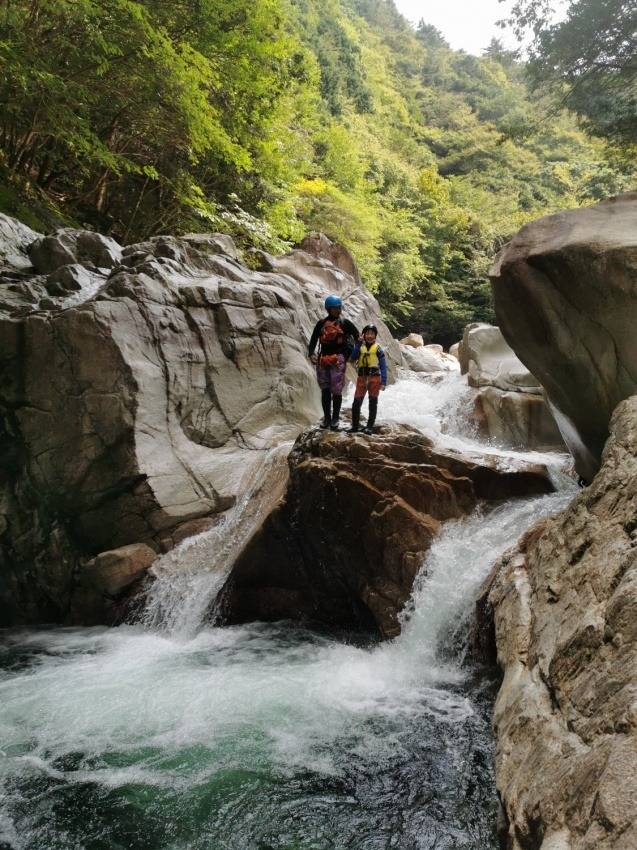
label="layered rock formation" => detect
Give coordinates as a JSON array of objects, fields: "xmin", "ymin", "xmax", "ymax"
[
  {"xmin": 220, "ymin": 424, "xmax": 556, "ymax": 638},
  {"xmin": 483, "ymin": 396, "xmax": 637, "ymax": 849},
  {"xmin": 0, "ymin": 214, "xmax": 396, "ymax": 625},
  {"xmin": 459, "ymin": 323, "xmax": 563, "ymax": 451},
  {"xmin": 491, "ymin": 192, "xmax": 637, "ymax": 480}
]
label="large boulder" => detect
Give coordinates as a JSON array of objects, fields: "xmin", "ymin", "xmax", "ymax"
[
  {"xmin": 490, "ymin": 192, "xmax": 637, "ymax": 481},
  {"xmin": 473, "ymin": 386, "xmax": 565, "ymax": 451},
  {"xmin": 0, "ymin": 218, "xmax": 394, "ymax": 625},
  {"xmin": 400, "ymin": 332, "xmax": 424, "ymax": 348},
  {"xmin": 28, "ymin": 227, "xmax": 122, "ymax": 272},
  {"xmin": 71, "ymin": 543, "xmax": 157, "ymax": 624},
  {"xmin": 299, "ymin": 232, "xmax": 361, "ymax": 284},
  {"xmin": 219, "ymin": 424, "xmax": 556, "ymax": 638},
  {"xmin": 458, "ymin": 323, "xmax": 563, "ymax": 451},
  {"xmin": 401, "ymin": 343, "xmax": 459, "ymax": 373},
  {"xmin": 482, "ymin": 395, "xmax": 637, "ymax": 849},
  {"xmin": 458, "ymin": 323, "xmax": 541, "ymax": 393},
  {"xmin": 0, "ymin": 214, "xmax": 40, "ymax": 273}
]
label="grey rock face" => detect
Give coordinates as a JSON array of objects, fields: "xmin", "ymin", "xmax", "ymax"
[
  {"xmin": 490, "ymin": 192, "xmax": 637, "ymax": 481},
  {"xmin": 485, "ymin": 395, "xmax": 637, "ymax": 849},
  {"xmin": 0, "ymin": 214, "xmax": 40, "ymax": 273},
  {"xmin": 473, "ymin": 386, "xmax": 564, "ymax": 451},
  {"xmin": 0, "ymin": 217, "xmax": 392, "ymax": 625},
  {"xmin": 29, "ymin": 227, "xmax": 123, "ymax": 272},
  {"xmin": 459, "ymin": 322, "xmax": 541, "ymax": 393}
]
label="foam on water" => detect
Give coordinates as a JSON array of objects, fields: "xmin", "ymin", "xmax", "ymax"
[
  {"xmin": 0, "ymin": 371, "xmax": 578, "ymax": 850},
  {"xmin": 367, "ymin": 372, "xmax": 572, "ymax": 471}
]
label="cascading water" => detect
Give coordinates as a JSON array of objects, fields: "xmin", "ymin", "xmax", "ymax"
[
  {"xmin": 142, "ymin": 443, "xmax": 292, "ymax": 637},
  {"xmin": 0, "ymin": 373, "xmax": 576, "ymax": 850}
]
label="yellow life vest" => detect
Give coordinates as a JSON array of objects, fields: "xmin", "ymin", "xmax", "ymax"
[{"xmin": 357, "ymin": 342, "xmax": 380, "ymax": 369}]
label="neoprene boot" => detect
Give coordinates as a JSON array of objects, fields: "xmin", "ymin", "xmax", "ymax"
[
  {"xmin": 364, "ymin": 397, "xmax": 378, "ymax": 434},
  {"xmin": 320, "ymin": 389, "xmax": 331, "ymax": 429},
  {"xmin": 330, "ymin": 394, "xmax": 342, "ymax": 430},
  {"xmin": 349, "ymin": 398, "xmax": 362, "ymax": 433}
]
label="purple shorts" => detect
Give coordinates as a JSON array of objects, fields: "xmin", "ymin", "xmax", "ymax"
[{"xmin": 316, "ymin": 354, "xmax": 346, "ymax": 394}]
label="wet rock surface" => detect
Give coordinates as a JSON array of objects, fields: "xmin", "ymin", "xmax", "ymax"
[
  {"xmin": 491, "ymin": 192, "xmax": 637, "ymax": 481},
  {"xmin": 459, "ymin": 323, "xmax": 563, "ymax": 451},
  {"xmin": 220, "ymin": 424, "xmax": 556, "ymax": 638},
  {"xmin": 472, "ymin": 386, "xmax": 564, "ymax": 452},
  {"xmin": 0, "ymin": 215, "xmax": 394, "ymax": 625},
  {"xmin": 484, "ymin": 395, "xmax": 637, "ymax": 849}
]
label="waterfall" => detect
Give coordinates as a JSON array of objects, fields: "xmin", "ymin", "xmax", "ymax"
[
  {"xmin": 145, "ymin": 372, "xmax": 570, "ymax": 637},
  {"xmin": 0, "ymin": 371, "xmax": 577, "ymax": 850},
  {"xmin": 142, "ymin": 442, "xmax": 292, "ymax": 636}
]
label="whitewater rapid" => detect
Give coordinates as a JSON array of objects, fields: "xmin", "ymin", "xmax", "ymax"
[{"xmin": 0, "ymin": 372, "xmax": 576, "ymax": 850}]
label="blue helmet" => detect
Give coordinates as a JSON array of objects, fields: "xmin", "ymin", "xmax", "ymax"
[{"xmin": 324, "ymin": 295, "xmax": 342, "ymax": 309}]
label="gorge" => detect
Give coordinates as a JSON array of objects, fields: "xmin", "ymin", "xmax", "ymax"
[{"xmin": 1, "ymin": 191, "xmax": 637, "ymax": 850}]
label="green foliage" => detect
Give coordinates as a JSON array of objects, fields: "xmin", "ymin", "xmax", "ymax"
[
  {"xmin": 502, "ymin": 0, "xmax": 637, "ymax": 154},
  {"xmin": 0, "ymin": 0, "xmax": 634, "ymax": 343},
  {"xmin": 0, "ymin": 0, "xmax": 306, "ymax": 240}
]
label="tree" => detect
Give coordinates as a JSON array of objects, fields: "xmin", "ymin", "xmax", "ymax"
[
  {"xmin": 501, "ymin": 0, "xmax": 637, "ymax": 150},
  {"xmin": 415, "ymin": 21, "xmax": 450, "ymax": 49},
  {"xmin": 0, "ymin": 0, "xmax": 306, "ymax": 238}
]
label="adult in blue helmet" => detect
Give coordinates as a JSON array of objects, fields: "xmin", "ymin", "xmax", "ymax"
[{"xmin": 308, "ymin": 295, "xmax": 359, "ymax": 430}]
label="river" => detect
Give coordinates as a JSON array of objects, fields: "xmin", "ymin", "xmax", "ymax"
[{"xmin": 0, "ymin": 372, "xmax": 575, "ymax": 850}]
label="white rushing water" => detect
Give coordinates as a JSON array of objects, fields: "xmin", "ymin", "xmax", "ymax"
[
  {"xmin": 142, "ymin": 443, "xmax": 292, "ymax": 637},
  {"xmin": 0, "ymin": 372, "xmax": 577, "ymax": 850},
  {"xmin": 367, "ymin": 371, "xmax": 571, "ymax": 470}
]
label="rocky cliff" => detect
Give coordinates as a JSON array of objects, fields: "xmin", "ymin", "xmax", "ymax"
[
  {"xmin": 0, "ymin": 215, "xmax": 398, "ymax": 625},
  {"xmin": 490, "ymin": 192, "xmax": 637, "ymax": 481},
  {"xmin": 483, "ymin": 396, "xmax": 637, "ymax": 850}
]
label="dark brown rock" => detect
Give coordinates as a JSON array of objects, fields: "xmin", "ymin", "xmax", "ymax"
[{"xmin": 220, "ymin": 424, "xmax": 556, "ymax": 638}]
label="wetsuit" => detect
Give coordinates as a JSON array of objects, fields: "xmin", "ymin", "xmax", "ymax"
[{"xmin": 308, "ymin": 316, "xmax": 359, "ymax": 428}]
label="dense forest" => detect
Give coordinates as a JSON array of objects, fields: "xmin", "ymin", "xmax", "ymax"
[{"xmin": 1, "ymin": 0, "xmax": 634, "ymax": 341}]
